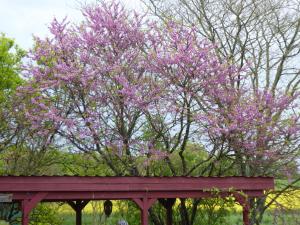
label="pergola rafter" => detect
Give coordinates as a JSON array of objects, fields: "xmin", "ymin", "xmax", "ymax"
[{"xmin": 0, "ymin": 176, "xmax": 274, "ymax": 225}]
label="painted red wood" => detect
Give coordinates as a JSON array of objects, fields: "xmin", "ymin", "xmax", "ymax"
[
  {"xmin": 0, "ymin": 176, "xmax": 274, "ymax": 192},
  {"xmin": 21, "ymin": 192, "xmax": 47, "ymax": 225},
  {"xmin": 21, "ymin": 200, "xmax": 29, "ymax": 225},
  {"xmin": 133, "ymin": 197, "xmax": 157, "ymax": 225},
  {"xmin": 10, "ymin": 190, "xmax": 264, "ymax": 201},
  {"xmin": 0, "ymin": 176, "xmax": 274, "ymax": 225},
  {"xmin": 243, "ymin": 206, "xmax": 250, "ymax": 225}
]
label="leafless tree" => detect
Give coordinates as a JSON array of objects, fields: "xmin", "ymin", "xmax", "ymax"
[{"xmin": 143, "ymin": 0, "xmax": 300, "ymax": 224}]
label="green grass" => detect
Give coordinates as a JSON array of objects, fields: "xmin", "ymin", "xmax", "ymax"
[
  {"xmin": 60, "ymin": 213, "xmax": 134, "ymax": 225},
  {"xmin": 225, "ymin": 210, "xmax": 300, "ymax": 225},
  {"xmin": 58, "ymin": 210, "xmax": 300, "ymax": 225}
]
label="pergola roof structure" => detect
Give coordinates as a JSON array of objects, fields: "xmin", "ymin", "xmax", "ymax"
[{"xmin": 0, "ymin": 176, "xmax": 274, "ymax": 225}]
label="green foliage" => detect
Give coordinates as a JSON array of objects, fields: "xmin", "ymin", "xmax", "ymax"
[
  {"xmin": 0, "ymin": 34, "xmax": 25, "ymax": 153},
  {"xmin": 0, "ymin": 203, "xmax": 63, "ymax": 225},
  {"xmin": 0, "ymin": 221, "xmax": 9, "ymax": 225},
  {"xmin": 275, "ymin": 179, "xmax": 300, "ymax": 189},
  {"xmin": 59, "ymin": 201, "xmax": 140, "ymax": 225},
  {"xmin": 0, "ymin": 146, "xmax": 63, "ymax": 175},
  {"xmin": 52, "ymin": 209, "xmax": 300, "ymax": 225},
  {"xmin": 0, "ymin": 203, "xmax": 20, "ymax": 225},
  {"xmin": 58, "ymin": 151, "xmax": 115, "ymax": 176},
  {"xmin": 0, "ymin": 33, "xmax": 25, "ymax": 98},
  {"xmin": 194, "ymin": 197, "xmax": 236, "ymax": 225},
  {"xmin": 30, "ymin": 203, "xmax": 63, "ymax": 225},
  {"xmin": 148, "ymin": 197, "xmax": 235, "ymax": 225}
]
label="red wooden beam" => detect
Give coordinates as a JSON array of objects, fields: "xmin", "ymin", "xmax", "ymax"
[
  {"xmin": 0, "ymin": 176, "xmax": 274, "ymax": 192},
  {"xmin": 0, "ymin": 176, "xmax": 274, "ymax": 225},
  {"xmin": 10, "ymin": 190, "xmax": 265, "ymax": 201}
]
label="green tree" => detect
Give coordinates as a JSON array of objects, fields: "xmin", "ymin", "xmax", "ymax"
[
  {"xmin": 143, "ymin": 1, "xmax": 300, "ymax": 224},
  {"xmin": 0, "ymin": 33, "xmax": 24, "ymax": 97},
  {"xmin": 0, "ymin": 35, "xmax": 63, "ymax": 225},
  {"xmin": 0, "ymin": 34, "xmax": 25, "ymax": 152}
]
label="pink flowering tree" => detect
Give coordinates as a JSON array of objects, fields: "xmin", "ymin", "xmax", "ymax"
[
  {"xmin": 199, "ymin": 90, "xmax": 300, "ymax": 176},
  {"xmin": 18, "ymin": 1, "xmax": 163, "ymax": 175},
  {"xmin": 145, "ymin": 21, "xmax": 300, "ymax": 178},
  {"xmin": 17, "ymin": 1, "xmax": 300, "ymax": 224}
]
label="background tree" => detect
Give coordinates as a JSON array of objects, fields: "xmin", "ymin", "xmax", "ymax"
[
  {"xmin": 0, "ymin": 34, "xmax": 25, "ymax": 153},
  {"xmin": 143, "ymin": 0, "xmax": 300, "ymax": 224},
  {"xmin": 0, "ymin": 34, "xmax": 64, "ymax": 224},
  {"xmin": 17, "ymin": 1, "xmax": 300, "ymax": 225}
]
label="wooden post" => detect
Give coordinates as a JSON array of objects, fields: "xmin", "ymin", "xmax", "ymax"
[
  {"xmin": 22, "ymin": 200, "xmax": 29, "ymax": 225},
  {"xmin": 159, "ymin": 198, "xmax": 176, "ymax": 225},
  {"xmin": 21, "ymin": 192, "xmax": 47, "ymax": 225},
  {"xmin": 133, "ymin": 198, "xmax": 157, "ymax": 225},
  {"xmin": 141, "ymin": 207, "xmax": 148, "ymax": 225},
  {"xmin": 76, "ymin": 208, "xmax": 82, "ymax": 225},
  {"xmin": 67, "ymin": 200, "xmax": 89, "ymax": 225},
  {"xmin": 234, "ymin": 194, "xmax": 250, "ymax": 225},
  {"xmin": 243, "ymin": 203, "xmax": 250, "ymax": 225}
]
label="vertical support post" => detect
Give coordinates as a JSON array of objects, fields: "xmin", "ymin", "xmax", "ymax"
[
  {"xmin": 243, "ymin": 203, "xmax": 250, "ymax": 225},
  {"xmin": 133, "ymin": 197, "xmax": 156, "ymax": 225},
  {"xmin": 21, "ymin": 192, "xmax": 47, "ymax": 225},
  {"xmin": 22, "ymin": 200, "xmax": 29, "ymax": 225},
  {"xmin": 159, "ymin": 198, "xmax": 176, "ymax": 225},
  {"xmin": 76, "ymin": 208, "xmax": 82, "ymax": 225},
  {"xmin": 234, "ymin": 193, "xmax": 250, "ymax": 225},
  {"xmin": 141, "ymin": 206, "xmax": 148, "ymax": 225},
  {"xmin": 67, "ymin": 200, "xmax": 89, "ymax": 225},
  {"xmin": 166, "ymin": 205, "xmax": 172, "ymax": 225}
]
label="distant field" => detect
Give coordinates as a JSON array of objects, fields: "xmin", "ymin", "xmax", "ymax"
[
  {"xmin": 58, "ymin": 190, "xmax": 300, "ymax": 214},
  {"xmin": 56, "ymin": 192, "xmax": 300, "ymax": 225},
  {"xmin": 268, "ymin": 190, "xmax": 300, "ymax": 209},
  {"xmin": 59, "ymin": 210, "xmax": 300, "ymax": 225}
]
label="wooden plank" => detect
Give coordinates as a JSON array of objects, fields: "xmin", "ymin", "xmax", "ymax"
[
  {"xmin": 10, "ymin": 190, "xmax": 264, "ymax": 201},
  {"xmin": 0, "ymin": 177, "xmax": 274, "ymax": 192}
]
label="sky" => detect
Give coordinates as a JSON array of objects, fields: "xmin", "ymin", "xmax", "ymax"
[{"xmin": 0, "ymin": 0, "xmax": 145, "ymax": 50}]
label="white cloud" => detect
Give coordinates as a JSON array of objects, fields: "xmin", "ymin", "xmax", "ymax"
[{"xmin": 0, "ymin": 0, "xmax": 144, "ymax": 49}]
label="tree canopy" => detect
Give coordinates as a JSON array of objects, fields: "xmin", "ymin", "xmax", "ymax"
[
  {"xmin": 0, "ymin": 1, "xmax": 299, "ymax": 225},
  {"xmin": 0, "ymin": 34, "xmax": 24, "ymax": 95},
  {"xmin": 0, "ymin": 34, "xmax": 25, "ymax": 153}
]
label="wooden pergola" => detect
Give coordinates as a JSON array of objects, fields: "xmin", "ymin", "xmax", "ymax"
[{"xmin": 0, "ymin": 176, "xmax": 274, "ymax": 225}]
